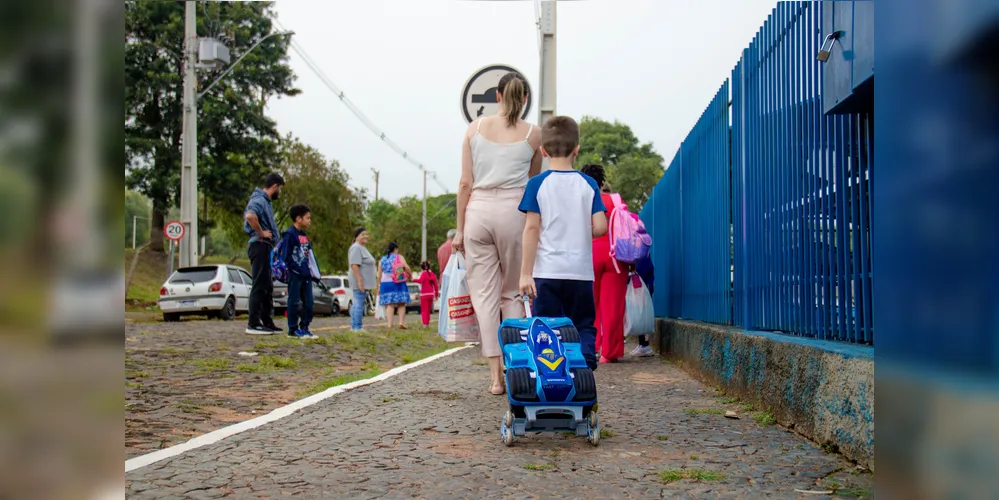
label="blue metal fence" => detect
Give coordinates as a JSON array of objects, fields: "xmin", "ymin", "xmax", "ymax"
[{"xmin": 641, "ymin": 2, "xmax": 875, "ymax": 345}]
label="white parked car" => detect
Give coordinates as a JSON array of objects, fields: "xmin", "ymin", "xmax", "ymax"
[
  {"xmin": 318, "ymin": 275, "xmax": 352, "ymax": 315},
  {"xmin": 158, "ymin": 265, "xmax": 252, "ymax": 322}
]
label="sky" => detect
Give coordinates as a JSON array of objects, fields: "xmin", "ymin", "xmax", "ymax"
[{"xmin": 266, "ymin": 0, "xmax": 779, "ymax": 202}]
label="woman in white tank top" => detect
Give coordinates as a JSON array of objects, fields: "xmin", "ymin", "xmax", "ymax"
[{"xmin": 453, "ymin": 72, "xmax": 543, "ymax": 395}]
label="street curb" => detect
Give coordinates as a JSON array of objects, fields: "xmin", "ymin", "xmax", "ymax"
[{"xmin": 125, "ymin": 344, "xmax": 473, "ymax": 473}]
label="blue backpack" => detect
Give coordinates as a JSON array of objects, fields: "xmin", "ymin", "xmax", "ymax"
[{"xmin": 270, "ymin": 238, "xmax": 289, "ymax": 284}]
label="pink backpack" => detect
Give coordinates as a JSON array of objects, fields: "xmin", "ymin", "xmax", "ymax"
[{"xmin": 607, "ymin": 194, "xmax": 652, "ymax": 272}]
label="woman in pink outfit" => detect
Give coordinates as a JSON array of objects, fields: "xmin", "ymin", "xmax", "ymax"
[
  {"xmin": 453, "ymin": 72, "xmax": 543, "ymax": 395},
  {"xmin": 415, "ymin": 262, "xmax": 439, "ymax": 327}
]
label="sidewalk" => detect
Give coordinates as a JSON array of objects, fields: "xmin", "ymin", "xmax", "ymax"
[{"xmin": 125, "ymin": 346, "xmax": 872, "ymax": 499}]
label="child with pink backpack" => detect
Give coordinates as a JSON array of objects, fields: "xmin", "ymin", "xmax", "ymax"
[{"xmin": 580, "ymin": 164, "xmax": 652, "ymax": 363}]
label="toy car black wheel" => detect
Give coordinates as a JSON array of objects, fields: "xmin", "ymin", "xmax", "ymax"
[
  {"xmin": 572, "ymin": 368, "xmax": 597, "ymax": 401},
  {"xmin": 500, "ymin": 326, "xmax": 523, "ymax": 345},
  {"xmin": 507, "ymin": 368, "xmax": 538, "ymax": 402},
  {"xmin": 559, "ymin": 325, "xmax": 580, "ymax": 343}
]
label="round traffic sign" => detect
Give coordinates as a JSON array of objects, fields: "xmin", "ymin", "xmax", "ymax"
[
  {"xmin": 460, "ymin": 64, "xmax": 533, "ymax": 124},
  {"xmin": 164, "ymin": 220, "xmax": 186, "ymax": 241}
]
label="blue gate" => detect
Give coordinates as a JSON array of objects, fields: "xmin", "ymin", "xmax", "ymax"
[{"xmin": 641, "ymin": 2, "xmax": 874, "ymax": 345}]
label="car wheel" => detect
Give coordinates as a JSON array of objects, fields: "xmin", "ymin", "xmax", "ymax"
[
  {"xmin": 329, "ymin": 301, "xmax": 340, "ymax": 317},
  {"xmin": 218, "ymin": 296, "xmax": 236, "ymax": 321},
  {"xmin": 163, "ymin": 312, "xmax": 180, "ymax": 322}
]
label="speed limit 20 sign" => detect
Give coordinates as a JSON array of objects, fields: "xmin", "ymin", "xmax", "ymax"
[{"xmin": 164, "ymin": 220, "xmax": 186, "ymax": 241}]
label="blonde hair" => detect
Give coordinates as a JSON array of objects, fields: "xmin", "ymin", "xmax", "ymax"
[{"xmin": 498, "ymin": 73, "xmax": 526, "ymax": 127}]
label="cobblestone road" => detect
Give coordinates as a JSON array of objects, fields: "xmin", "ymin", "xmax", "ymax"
[{"xmin": 126, "ymin": 346, "xmax": 872, "ymax": 499}]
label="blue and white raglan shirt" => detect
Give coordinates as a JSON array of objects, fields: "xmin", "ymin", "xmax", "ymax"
[{"xmin": 518, "ymin": 170, "xmax": 606, "ymax": 281}]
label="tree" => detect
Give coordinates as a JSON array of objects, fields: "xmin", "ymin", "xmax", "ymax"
[
  {"xmin": 578, "ymin": 116, "xmax": 665, "ymax": 210},
  {"xmin": 364, "ymin": 193, "xmax": 457, "ymax": 268},
  {"xmin": 125, "ymin": 190, "xmax": 152, "ymax": 248},
  {"xmin": 125, "ymin": 1, "xmax": 299, "ymax": 251}
]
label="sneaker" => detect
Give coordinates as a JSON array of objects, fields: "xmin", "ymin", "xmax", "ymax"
[
  {"xmin": 246, "ymin": 324, "xmax": 273, "ymax": 335},
  {"xmin": 300, "ymin": 328, "xmax": 318, "ymax": 339},
  {"xmin": 262, "ymin": 322, "xmax": 283, "ymax": 334},
  {"xmin": 630, "ymin": 345, "xmax": 654, "ymax": 357}
]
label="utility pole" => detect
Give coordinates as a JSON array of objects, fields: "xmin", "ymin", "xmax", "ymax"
[
  {"xmin": 371, "ymin": 168, "xmax": 380, "ymax": 201},
  {"xmin": 179, "ymin": 0, "xmax": 198, "ymax": 268},
  {"xmin": 538, "ymin": 0, "xmax": 557, "ymax": 129},
  {"xmin": 421, "ymin": 170, "xmax": 428, "ymax": 264}
]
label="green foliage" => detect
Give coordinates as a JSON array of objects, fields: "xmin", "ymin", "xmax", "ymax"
[
  {"xmin": 364, "ymin": 193, "xmax": 457, "ymax": 268},
  {"xmin": 658, "ymin": 469, "xmax": 726, "ymax": 484},
  {"xmin": 125, "ymin": 1, "xmax": 299, "ymax": 248},
  {"xmin": 125, "ymin": 190, "xmax": 152, "ymax": 248},
  {"xmin": 577, "ymin": 116, "xmax": 665, "ymax": 210}
]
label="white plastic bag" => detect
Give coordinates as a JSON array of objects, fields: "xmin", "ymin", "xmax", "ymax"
[
  {"xmin": 438, "ymin": 252, "xmax": 480, "ymax": 343},
  {"xmin": 374, "ymin": 294, "xmax": 386, "ymax": 320},
  {"xmin": 437, "ymin": 259, "xmax": 451, "ymax": 335},
  {"xmin": 624, "ymin": 274, "xmax": 655, "ymax": 337}
]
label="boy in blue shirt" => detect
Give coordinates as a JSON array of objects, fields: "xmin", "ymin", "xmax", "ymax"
[
  {"xmin": 518, "ymin": 116, "xmax": 608, "ymax": 370},
  {"xmin": 281, "ymin": 204, "xmax": 320, "ymax": 339}
]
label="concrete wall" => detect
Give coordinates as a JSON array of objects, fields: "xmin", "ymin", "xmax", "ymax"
[{"xmin": 652, "ymin": 318, "xmax": 874, "ymax": 469}]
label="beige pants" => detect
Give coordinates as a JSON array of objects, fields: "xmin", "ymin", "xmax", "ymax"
[{"xmin": 465, "ymin": 188, "xmax": 526, "ymax": 357}]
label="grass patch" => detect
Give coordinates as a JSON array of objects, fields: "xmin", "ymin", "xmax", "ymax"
[
  {"xmin": 690, "ymin": 455, "xmax": 698, "ymax": 460},
  {"xmin": 656, "ymin": 435, "xmax": 669, "ymax": 441},
  {"xmin": 401, "ymin": 344, "xmax": 449, "ymax": 364},
  {"xmin": 752, "ymin": 411, "xmax": 777, "ymax": 426},
  {"xmin": 599, "ymin": 428, "xmax": 616, "ymax": 438},
  {"xmin": 299, "ymin": 366, "xmax": 382, "ymax": 397},
  {"xmin": 835, "ymin": 488, "xmax": 873, "ymax": 498},
  {"xmin": 685, "ymin": 408, "xmax": 724, "ymax": 416},
  {"xmin": 381, "ymin": 397, "xmax": 398, "ymax": 403},
  {"xmin": 161, "ymin": 347, "xmax": 189, "ymax": 356},
  {"xmin": 740, "ymin": 403, "xmax": 755, "ymax": 412},
  {"xmin": 128, "ymin": 370, "xmax": 149, "ymax": 378},
  {"xmin": 721, "ymin": 396, "xmax": 740, "ymax": 404},
  {"xmin": 522, "ymin": 463, "xmax": 554, "ymax": 472},
  {"xmin": 260, "ymin": 355, "xmax": 297, "ymax": 369},
  {"xmin": 126, "ymin": 382, "xmax": 142, "ymax": 389},
  {"xmin": 658, "ymin": 468, "xmax": 726, "ymax": 484},
  {"xmin": 306, "ymin": 336, "xmax": 332, "ymax": 346},
  {"xmin": 237, "ymin": 355, "xmax": 297, "ymax": 373},
  {"xmin": 189, "ymin": 357, "xmax": 231, "ymax": 372},
  {"xmin": 174, "ymin": 400, "xmax": 206, "ymax": 414}
]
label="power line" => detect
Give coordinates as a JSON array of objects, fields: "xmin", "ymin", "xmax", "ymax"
[{"xmin": 273, "ymin": 19, "xmax": 450, "ymax": 194}]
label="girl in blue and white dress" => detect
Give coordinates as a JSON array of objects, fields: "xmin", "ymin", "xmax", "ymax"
[{"xmin": 376, "ymin": 242, "xmax": 413, "ymax": 329}]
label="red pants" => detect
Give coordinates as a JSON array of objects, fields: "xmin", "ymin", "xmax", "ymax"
[
  {"xmin": 593, "ymin": 238, "xmax": 628, "ymax": 360},
  {"xmin": 420, "ymin": 296, "xmax": 434, "ymax": 326}
]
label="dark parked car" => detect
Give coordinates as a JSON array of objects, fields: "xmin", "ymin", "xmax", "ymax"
[{"xmin": 273, "ymin": 280, "xmax": 338, "ymax": 317}]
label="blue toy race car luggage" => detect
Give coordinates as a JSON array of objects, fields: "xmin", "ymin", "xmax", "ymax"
[{"xmin": 498, "ymin": 296, "xmax": 599, "ymax": 446}]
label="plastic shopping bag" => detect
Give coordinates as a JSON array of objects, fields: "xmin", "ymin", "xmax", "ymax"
[
  {"xmin": 438, "ymin": 252, "xmax": 480, "ymax": 343},
  {"xmin": 437, "ymin": 259, "xmax": 451, "ymax": 336},
  {"xmin": 624, "ymin": 274, "xmax": 655, "ymax": 337},
  {"xmin": 374, "ymin": 294, "xmax": 386, "ymax": 320}
]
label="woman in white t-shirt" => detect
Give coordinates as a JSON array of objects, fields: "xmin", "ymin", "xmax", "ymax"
[{"xmin": 453, "ymin": 72, "xmax": 543, "ymax": 395}]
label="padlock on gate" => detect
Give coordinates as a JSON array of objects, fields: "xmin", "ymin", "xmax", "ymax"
[{"xmin": 817, "ymin": 31, "xmax": 843, "ymax": 62}]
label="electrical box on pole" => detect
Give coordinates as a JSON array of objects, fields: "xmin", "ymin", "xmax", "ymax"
[{"xmin": 198, "ymin": 38, "xmax": 230, "ymax": 69}]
